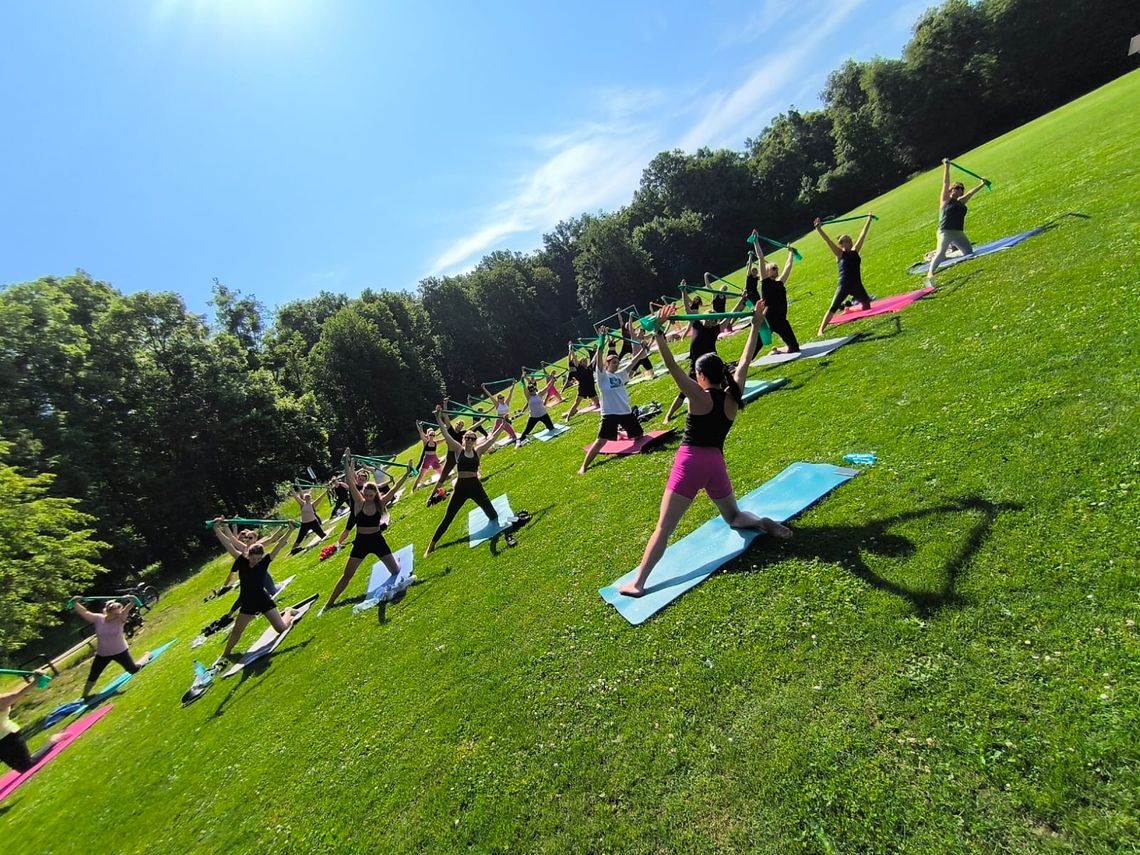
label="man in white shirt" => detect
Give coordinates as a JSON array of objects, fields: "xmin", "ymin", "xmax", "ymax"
[{"xmin": 578, "ymin": 331, "xmax": 648, "ymax": 474}]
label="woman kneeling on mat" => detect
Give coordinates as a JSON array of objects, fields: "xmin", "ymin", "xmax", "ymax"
[
  {"xmin": 321, "ymin": 450, "xmax": 412, "ymax": 613},
  {"xmin": 1, "ymin": 671, "xmax": 64, "ymax": 772},
  {"xmin": 619, "ymin": 303, "xmax": 792, "ymax": 597},
  {"xmin": 815, "ymin": 214, "xmax": 875, "ymax": 335},
  {"xmin": 926, "ymin": 159, "xmax": 989, "ymax": 283},
  {"xmin": 423, "ymin": 406, "xmax": 503, "ymax": 557},
  {"xmin": 213, "ymin": 522, "xmax": 300, "ymax": 657},
  {"xmin": 70, "ymin": 597, "xmax": 153, "ymax": 699}
]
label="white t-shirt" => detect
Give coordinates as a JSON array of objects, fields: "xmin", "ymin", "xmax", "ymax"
[
  {"xmin": 596, "ymin": 368, "xmax": 632, "ymax": 415},
  {"xmin": 526, "ymin": 393, "xmax": 546, "ymax": 418}
]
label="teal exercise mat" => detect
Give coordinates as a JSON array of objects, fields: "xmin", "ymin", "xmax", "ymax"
[
  {"xmin": 353, "ymin": 545, "xmax": 415, "ymax": 613},
  {"xmin": 468, "ymin": 494, "xmax": 518, "ymax": 547},
  {"xmin": 599, "ymin": 462, "xmax": 857, "ymax": 625},
  {"xmin": 533, "ymin": 423, "xmax": 571, "ymax": 441},
  {"xmin": 742, "ymin": 377, "xmax": 788, "ymax": 403}
]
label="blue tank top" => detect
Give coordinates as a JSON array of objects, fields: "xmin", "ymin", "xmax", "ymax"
[{"xmin": 837, "ymin": 250, "xmax": 862, "ymax": 287}]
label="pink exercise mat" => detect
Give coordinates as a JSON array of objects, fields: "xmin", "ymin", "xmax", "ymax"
[
  {"xmin": 828, "ymin": 286, "xmax": 935, "ymax": 325},
  {"xmin": 588, "ymin": 429, "xmax": 676, "ymax": 455},
  {"xmin": 0, "ymin": 706, "xmax": 113, "ymax": 802}
]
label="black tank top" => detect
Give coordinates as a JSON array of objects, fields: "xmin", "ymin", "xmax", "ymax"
[
  {"xmin": 837, "ymin": 250, "xmax": 862, "ymax": 287},
  {"xmin": 712, "ymin": 293, "xmax": 726, "ymax": 313},
  {"xmin": 939, "ymin": 200, "xmax": 967, "ymax": 231},
  {"xmin": 237, "ymin": 554, "xmax": 271, "ymax": 589},
  {"xmin": 355, "ymin": 501, "xmax": 383, "ymax": 526},
  {"xmin": 760, "ymin": 277, "xmax": 787, "ymax": 315},
  {"xmin": 681, "ymin": 388, "xmax": 734, "ymax": 449},
  {"xmin": 688, "ymin": 322, "xmax": 720, "ymax": 362},
  {"xmin": 457, "ymin": 450, "xmax": 480, "ymax": 474},
  {"xmin": 745, "ymin": 272, "xmax": 760, "ymax": 305}
]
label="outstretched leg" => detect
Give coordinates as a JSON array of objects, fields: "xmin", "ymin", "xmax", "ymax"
[
  {"xmin": 619, "ymin": 489, "xmax": 694, "ymax": 596},
  {"xmin": 711, "ymin": 494, "xmax": 793, "ymax": 539},
  {"xmin": 323, "ymin": 555, "xmax": 364, "ymax": 610},
  {"xmin": 221, "ymin": 614, "xmax": 255, "ymax": 658},
  {"xmin": 579, "ymin": 439, "xmax": 605, "ymax": 475}
]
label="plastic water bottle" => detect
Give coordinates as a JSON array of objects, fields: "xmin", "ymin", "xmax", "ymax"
[{"xmin": 843, "ymin": 453, "xmax": 877, "ymax": 465}]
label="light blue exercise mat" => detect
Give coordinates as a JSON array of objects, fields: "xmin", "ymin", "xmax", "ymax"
[
  {"xmin": 353, "ymin": 545, "xmax": 416, "ymax": 613},
  {"xmin": 599, "ymin": 462, "xmax": 857, "ymax": 625},
  {"xmin": 533, "ymin": 423, "xmax": 572, "ymax": 442},
  {"xmin": 906, "ymin": 227, "xmax": 1045, "ymax": 274},
  {"xmin": 468, "ymin": 494, "xmax": 518, "ymax": 547},
  {"xmin": 742, "ymin": 377, "xmax": 789, "ymax": 403}
]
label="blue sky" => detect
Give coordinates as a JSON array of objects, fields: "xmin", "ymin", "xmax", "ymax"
[{"xmin": 0, "ymin": 0, "xmax": 930, "ymax": 316}]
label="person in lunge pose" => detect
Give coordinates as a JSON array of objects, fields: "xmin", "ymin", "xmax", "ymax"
[
  {"xmin": 815, "ymin": 214, "xmax": 875, "ymax": 335},
  {"xmin": 482, "ymin": 383, "xmax": 519, "ymax": 447},
  {"xmin": 737, "ymin": 231, "xmax": 799, "ymax": 356},
  {"xmin": 926, "ymin": 159, "xmax": 989, "ymax": 282},
  {"xmin": 565, "ymin": 346, "xmax": 600, "ymax": 419},
  {"xmin": 578, "ymin": 332, "xmax": 648, "ymax": 474},
  {"xmin": 412, "ymin": 421, "xmax": 444, "ymax": 491},
  {"xmin": 619, "ymin": 303, "xmax": 792, "ymax": 597},
  {"xmin": 423, "ymin": 406, "xmax": 504, "ymax": 557},
  {"xmin": 288, "ymin": 487, "xmax": 328, "ymax": 553},
  {"xmin": 70, "ymin": 597, "xmax": 154, "ymax": 699},
  {"xmin": 321, "ymin": 450, "xmax": 412, "ymax": 613},
  {"xmin": 212, "ymin": 522, "xmax": 301, "ymax": 655},
  {"xmin": 517, "ymin": 374, "xmax": 556, "ymax": 441},
  {"xmin": 1, "ymin": 671, "xmax": 65, "ymax": 772},
  {"xmin": 664, "ymin": 286, "xmax": 721, "ymax": 423}
]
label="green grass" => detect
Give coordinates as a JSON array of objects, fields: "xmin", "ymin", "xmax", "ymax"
[{"xmin": 3, "ymin": 71, "xmax": 1139, "ymax": 854}]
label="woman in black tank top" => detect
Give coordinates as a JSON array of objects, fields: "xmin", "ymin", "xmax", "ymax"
[
  {"xmin": 814, "ymin": 214, "xmax": 875, "ymax": 335},
  {"xmin": 321, "ymin": 447, "xmax": 413, "ymax": 614},
  {"xmin": 664, "ymin": 289, "xmax": 723, "ymax": 423},
  {"xmin": 926, "ymin": 159, "xmax": 989, "ymax": 281},
  {"xmin": 619, "ymin": 304, "xmax": 793, "ymax": 597},
  {"xmin": 424, "ymin": 405, "xmax": 506, "ymax": 557},
  {"xmin": 735, "ymin": 235, "xmax": 800, "ymax": 357}
]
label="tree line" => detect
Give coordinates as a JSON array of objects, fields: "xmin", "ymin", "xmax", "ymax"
[{"xmin": 0, "ymin": 0, "xmax": 1133, "ymax": 650}]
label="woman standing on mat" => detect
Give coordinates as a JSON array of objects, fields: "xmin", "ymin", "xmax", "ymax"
[
  {"xmin": 815, "ymin": 214, "xmax": 875, "ymax": 335},
  {"xmin": 565, "ymin": 347, "xmax": 600, "ymax": 419},
  {"xmin": 578, "ymin": 332, "xmax": 648, "ymax": 475},
  {"xmin": 741, "ymin": 232, "xmax": 799, "ymax": 356},
  {"xmin": 619, "ymin": 303, "xmax": 792, "ymax": 597},
  {"xmin": 664, "ymin": 288, "xmax": 722, "ymax": 423},
  {"xmin": 212, "ymin": 522, "xmax": 300, "ymax": 655},
  {"xmin": 482, "ymin": 383, "xmax": 520, "ymax": 448},
  {"xmin": 329, "ymin": 476, "xmax": 351, "ymax": 517},
  {"xmin": 518, "ymin": 374, "xmax": 557, "ymax": 441},
  {"xmin": 219, "ymin": 526, "xmax": 279, "ymax": 593},
  {"xmin": 424, "ymin": 407, "xmax": 503, "ymax": 557},
  {"xmin": 926, "ymin": 159, "xmax": 989, "ymax": 282},
  {"xmin": 540, "ymin": 369, "xmax": 565, "ymax": 406},
  {"xmin": 70, "ymin": 597, "xmax": 153, "ymax": 699},
  {"xmin": 320, "ymin": 451, "xmax": 412, "ymax": 613},
  {"xmin": 412, "ymin": 422, "xmax": 444, "ymax": 491},
  {"xmin": 288, "ymin": 487, "xmax": 328, "ymax": 554},
  {"xmin": 1, "ymin": 670, "xmax": 66, "ymax": 772}
]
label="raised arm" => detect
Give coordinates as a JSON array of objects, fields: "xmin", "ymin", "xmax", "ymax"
[
  {"xmin": 853, "ymin": 215, "xmax": 873, "ymax": 253},
  {"xmin": 266, "ymin": 524, "xmax": 292, "ymax": 560},
  {"xmin": 939, "ymin": 159, "xmax": 951, "ymax": 205},
  {"xmin": 813, "ymin": 218, "xmax": 842, "ymax": 258},
  {"xmin": 0, "ymin": 671, "xmax": 48, "ymax": 708},
  {"xmin": 343, "ymin": 449, "xmax": 364, "ymax": 505},
  {"xmin": 213, "ymin": 517, "xmax": 244, "ymax": 558},
  {"xmin": 381, "ymin": 463, "xmax": 414, "ymax": 504},
  {"xmin": 680, "ymin": 284, "xmax": 695, "ymax": 313},
  {"xmin": 70, "ymin": 597, "xmax": 96, "ymax": 623},
  {"xmin": 435, "ymin": 406, "xmax": 464, "ymax": 454},
  {"xmin": 654, "ymin": 306, "xmax": 707, "ymax": 404},
  {"xmin": 734, "ymin": 299, "xmax": 767, "ymax": 391},
  {"xmin": 752, "ymin": 230, "xmax": 769, "ymax": 269},
  {"xmin": 778, "ymin": 248, "xmax": 795, "ymax": 283},
  {"xmin": 961, "ymin": 180, "xmax": 987, "ymax": 203}
]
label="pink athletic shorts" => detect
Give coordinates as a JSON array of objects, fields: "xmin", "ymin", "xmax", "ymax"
[
  {"xmin": 421, "ymin": 454, "xmax": 441, "ymax": 472},
  {"xmin": 666, "ymin": 445, "xmax": 732, "ymax": 500}
]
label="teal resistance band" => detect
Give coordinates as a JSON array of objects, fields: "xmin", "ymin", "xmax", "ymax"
[
  {"xmin": 948, "ymin": 160, "xmax": 993, "ymax": 191},
  {"xmin": 67, "ymin": 594, "xmax": 144, "ymax": 610},
  {"xmin": 822, "ymin": 213, "xmax": 880, "ymax": 225},
  {"xmin": 0, "ymin": 668, "xmax": 53, "ymax": 688},
  {"xmin": 686, "ymin": 283, "xmax": 742, "ymax": 299},
  {"xmin": 746, "ymin": 233, "xmax": 804, "ymax": 261},
  {"xmin": 205, "ymin": 518, "xmax": 295, "ymax": 530}
]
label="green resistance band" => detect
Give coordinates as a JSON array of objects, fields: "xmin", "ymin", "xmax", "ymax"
[
  {"xmin": 948, "ymin": 160, "xmax": 993, "ymax": 191},
  {"xmin": 746, "ymin": 233, "xmax": 804, "ymax": 261},
  {"xmin": 821, "ymin": 214, "xmax": 880, "ymax": 225}
]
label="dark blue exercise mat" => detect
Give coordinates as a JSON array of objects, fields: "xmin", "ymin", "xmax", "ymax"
[
  {"xmin": 599, "ymin": 462, "xmax": 857, "ymax": 625},
  {"xmin": 906, "ymin": 227, "xmax": 1045, "ymax": 274}
]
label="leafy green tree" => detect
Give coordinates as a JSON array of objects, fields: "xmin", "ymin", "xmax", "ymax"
[
  {"xmin": 574, "ymin": 212, "xmax": 658, "ymax": 318},
  {"xmin": 0, "ymin": 443, "xmax": 107, "ymax": 652}
]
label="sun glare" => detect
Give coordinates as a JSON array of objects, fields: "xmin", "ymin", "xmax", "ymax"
[{"xmin": 150, "ymin": 0, "xmax": 312, "ymax": 38}]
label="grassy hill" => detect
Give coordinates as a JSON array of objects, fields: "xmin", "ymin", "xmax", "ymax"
[{"xmin": 3, "ymin": 70, "xmax": 1138, "ymax": 854}]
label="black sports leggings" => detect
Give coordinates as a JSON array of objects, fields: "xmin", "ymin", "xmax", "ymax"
[
  {"xmin": 828, "ymin": 280, "xmax": 872, "ymax": 313},
  {"xmin": 0, "ymin": 731, "xmax": 33, "ymax": 772},
  {"xmin": 766, "ymin": 314, "xmax": 800, "ymax": 352},
  {"xmin": 87, "ymin": 650, "xmax": 139, "ymax": 685},
  {"xmin": 631, "ymin": 353, "xmax": 654, "ymax": 374},
  {"xmin": 431, "ymin": 478, "xmax": 497, "ymax": 543},
  {"xmin": 291, "ymin": 519, "xmax": 327, "ymax": 550},
  {"xmin": 519, "ymin": 414, "xmax": 555, "ymax": 439}
]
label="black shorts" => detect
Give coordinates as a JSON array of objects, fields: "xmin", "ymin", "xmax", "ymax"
[
  {"xmin": 599, "ymin": 413, "xmax": 644, "ymax": 441},
  {"xmin": 238, "ymin": 583, "xmax": 277, "ymax": 616},
  {"xmin": 0, "ymin": 730, "xmax": 33, "ymax": 773},
  {"xmin": 350, "ymin": 529, "xmax": 392, "ymax": 561}
]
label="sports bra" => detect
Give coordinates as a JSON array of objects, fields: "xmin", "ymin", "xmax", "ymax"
[
  {"xmin": 456, "ymin": 450, "xmax": 480, "ymax": 475},
  {"xmin": 424, "ymin": 440, "xmax": 437, "ymax": 454},
  {"xmin": 355, "ymin": 502, "xmax": 385, "ymax": 527}
]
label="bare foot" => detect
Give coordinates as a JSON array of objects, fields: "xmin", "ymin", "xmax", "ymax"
[
  {"xmin": 423, "ymin": 543, "xmax": 435, "ymax": 558},
  {"xmin": 577, "ymin": 467, "xmax": 587, "ymax": 476},
  {"xmin": 618, "ymin": 582, "xmax": 645, "ymax": 597},
  {"xmin": 760, "ymin": 517, "xmax": 793, "ymax": 539}
]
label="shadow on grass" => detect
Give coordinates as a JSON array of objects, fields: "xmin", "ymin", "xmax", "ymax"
[
  {"xmin": 923, "ymin": 270, "xmax": 980, "ymax": 300},
  {"xmin": 728, "ymin": 496, "xmax": 1022, "ymax": 617},
  {"xmin": 207, "ymin": 637, "xmax": 313, "ymax": 720},
  {"xmin": 856, "ymin": 315, "xmax": 903, "ymax": 343},
  {"xmin": 489, "ymin": 505, "xmax": 554, "ymax": 557}
]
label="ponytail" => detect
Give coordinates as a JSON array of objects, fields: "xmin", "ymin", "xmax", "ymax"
[
  {"xmin": 724, "ymin": 373, "xmax": 744, "ymax": 409},
  {"xmin": 693, "ymin": 353, "xmax": 744, "ymax": 409}
]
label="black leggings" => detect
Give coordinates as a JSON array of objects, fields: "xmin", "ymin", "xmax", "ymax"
[
  {"xmin": 767, "ymin": 314, "xmax": 800, "ymax": 351},
  {"xmin": 631, "ymin": 353, "xmax": 654, "ymax": 374},
  {"xmin": 0, "ymin": 731, "xmax": 33, "ymax": 772},
  {"xmin": 519, "ymin": 414, "xmax": 555, "ymax": 439},
  {"xmin": 87, "ymin": 650, "xmax": 139, "ymax": 685},
  {"xmin": 431, "ymin": 478, "xmax": 497, "ymax": 544},
  {"xmin": 291, "ymin": 519, "xmax": 327, "ymax": 551},
  {"xmin": 828, "ymin": 280, "xmax": 872, "ymax": 313}
]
